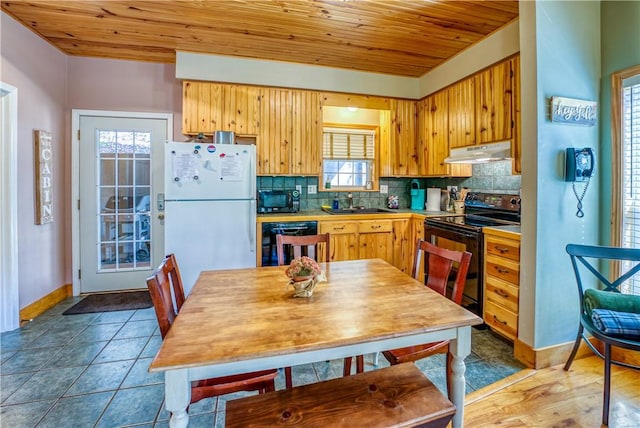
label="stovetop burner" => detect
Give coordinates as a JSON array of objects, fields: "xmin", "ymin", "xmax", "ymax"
[{"xmin": 425, "ymin": 192, "xmax": 521, "ymax": 232}]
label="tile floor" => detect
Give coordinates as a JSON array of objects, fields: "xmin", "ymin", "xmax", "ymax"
[{"xmin": 1, "ymin": 297, "xmax": 525, "ymax": 427}]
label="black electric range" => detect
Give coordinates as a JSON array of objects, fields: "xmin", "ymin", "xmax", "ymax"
[{"xmin": 424, "ymin": 192, "xmax": 521, "ymax": 316}]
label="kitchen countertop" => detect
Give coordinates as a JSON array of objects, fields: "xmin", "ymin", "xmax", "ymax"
[
  {"xmin": 483, "ymin": 224, "xmax": 521, "ymax": 237},
  {"xmin": 257, "ymin": 209, "xmax": 454, "ymax": 222}
]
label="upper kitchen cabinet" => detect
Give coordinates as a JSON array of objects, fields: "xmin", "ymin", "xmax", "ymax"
[
  {"xmin": 182, "ymin": 81, "xmax": 260, "ymax": 136},
  {"xmin": 448, "ymin": 77, "xmax": 476, "ymax": 149},
  {"xmin": 382, "ymin": 99, "xmax": 420, "ymax": 177},
  {"xmin": 417, "ymin": 92, "xmax": 471, "ymax": 177},
  {"xmin": 291, "ymin": 90, "xmax": 323, "ymax": 175},
  {"xmin": 258, "ymin": 87, "xmax": 292, "ymax": 175},
  {"xmin": 475, "ymin": 59, "xmax": 514, "ymax": 145},
  {"xmin": 512, "ymin": 55, "xmax": 522, "ymax": 174},
  {"xmin": 258, "ymin": 88, "xmax": 323, "ymax": 176}
]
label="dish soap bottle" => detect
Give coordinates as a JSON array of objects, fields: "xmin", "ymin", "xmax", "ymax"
[{"xmin": 332, "ymin": 194, "xmax": 339, "ymax": 210}]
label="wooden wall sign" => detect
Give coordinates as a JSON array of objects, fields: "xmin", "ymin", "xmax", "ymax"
[
  {"xmin": 34, "ymin": 130, "xmax": 53, "ymax": 224},
  {"xmin": 550, "ymin": 96, "xmax": 597, "ymax": 126}
]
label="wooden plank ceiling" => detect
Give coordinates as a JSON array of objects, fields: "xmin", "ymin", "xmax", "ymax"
[{"xmin": 1, "ymin": 0, "xmax": 519, "ymax": 77}]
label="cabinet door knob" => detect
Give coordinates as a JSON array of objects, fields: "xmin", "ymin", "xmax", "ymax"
[{"xmin": 158, "ymin": 213, "xmax": 165, "ymax": 220}]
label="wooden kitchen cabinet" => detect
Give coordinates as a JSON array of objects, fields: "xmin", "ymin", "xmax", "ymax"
[
  {"xmin": 416, "ymin": 92, "xmax": 471, "ymax": 178},
  {"xmin": 475, "ymin": 60, "xmax": 513, "ymax": 145},
  {"xmin": 448, "ymin": 77, "xmax": 476, "ymax": 149},
  {"xmin": 291, "ymin": 89, "xmax": 323, "ymax": 175},
  {"xmin": 319, "ymin": 221, "xmax": 359, "ymax": 262},
  {"xmin": 380, "ymin": 99, "xmax": 420, "ymax": 177},
  {"xmin": 182, "ymin": 81, "xmax": 260, "ymax": 136},
  {"xmin": 512, "ymin": 55, "xmax": 522, "ymax": 174},
  {"xmin": 358, "ymin": 220, "xmax": 394, "ymax": 263},
  {"xmin": 483, "ymin": 229, "xmax": 521, "ymax": 341},
  {"xmin": 258, "ymin": 87, "xmax": 292, "ymax": 175}
]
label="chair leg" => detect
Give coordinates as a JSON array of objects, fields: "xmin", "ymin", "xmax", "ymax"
[
  {"xmin": 603, "ymin": 343, "xmax": 611, "ymax": 426},
  {"xmin": 343, "ymin": 357, "xmax": 352, "ymax": 376},
  {"xmin": 563, "ymin": 324, "xmax": 584, "ymax": 371},
  {"xmin": 285, "ymin": 366, "xmax": 293, "ymax": 389},
  {"xmin": 445, "ymin": 351, "xmax": 453, "ymax": 400},
  {"xmin": 356, "ymin": 355, "xmax": 364, "ymax": 373}
]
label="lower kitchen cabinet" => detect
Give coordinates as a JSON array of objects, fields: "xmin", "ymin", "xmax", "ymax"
[
  {"xmin": 319, "ymin": 221, "xmax": 359, "ymax": 261},
  {"xmin": 357, "ymin": 220, "xmax": 394, "ymax": 263},
  {"xmin": 483, "ymin": 229, "xmax": 521, "ymax": 341}
]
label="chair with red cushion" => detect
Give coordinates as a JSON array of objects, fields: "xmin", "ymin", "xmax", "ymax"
[
  {"xmin": 146, "ymin": 260, "xmax": 277, "ymax": 406},
  {"xmin": 344, "ymin": 239, "xmax": 471, "ymax": 397},
  {"xmin": 383, "ymin": 240, "xmax": 471, "ymax": 395},
  {"xmin": 276, "ymin": 233, "xmax": 331, "ymax": 388}
]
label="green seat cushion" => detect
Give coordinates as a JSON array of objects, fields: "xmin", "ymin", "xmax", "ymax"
[{"xmin": 583, "ymin": 289, "xmax": 640, "ymax": 315}]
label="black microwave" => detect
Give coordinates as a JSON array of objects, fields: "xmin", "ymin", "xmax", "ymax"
[{"xmin": 258, "ymin": 189, "xmax": 300, "ymax": 213}]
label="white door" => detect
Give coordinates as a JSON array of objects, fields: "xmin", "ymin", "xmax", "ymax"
[{"xmin": 79, "ymin": 116, "xmax": 166, "ymax": 293}]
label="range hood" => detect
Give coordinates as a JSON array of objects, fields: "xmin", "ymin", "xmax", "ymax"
[{"xmin": 444, "ymin": 141, "xmax": 512, "ymax": 164}]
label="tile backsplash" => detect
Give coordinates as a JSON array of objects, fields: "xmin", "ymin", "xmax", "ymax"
[{"xmin": 257, "ymin": 160, "xmax": 521, "ymax": 211}]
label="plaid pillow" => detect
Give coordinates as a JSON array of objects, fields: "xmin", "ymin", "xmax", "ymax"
[{"xmin": 591, "ymin": 309, "xmax": 640, "ymax": 340}]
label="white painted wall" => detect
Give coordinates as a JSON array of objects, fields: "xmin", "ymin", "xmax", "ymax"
[
  {"xmin": 418, "ymin": 19, "xmax": 520, "ymax": 96},
  {"xmin": 1, "ymin": 12, "xmax": 68, "ymax": 309},
  {"xmin": 176, "ymin": 52, "xmax": 419, "ymax": 99},
  {"xmin": 518, "ymin": 1, "xmax": 601, "ymax": 349}
]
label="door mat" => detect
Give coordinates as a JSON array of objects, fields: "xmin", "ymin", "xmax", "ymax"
[{"xmin": 63, "ymin": 291, "xmax": 152, "ymax": 315}]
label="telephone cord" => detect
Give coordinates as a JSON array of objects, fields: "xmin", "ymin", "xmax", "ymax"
[{"xmin": 572, "ymin": 178, "xmax": 590, "ymax": 218}]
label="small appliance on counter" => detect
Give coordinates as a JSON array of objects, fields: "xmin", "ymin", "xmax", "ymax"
[
  {"xmin": 426, "ymin": 188, "xmax": 441, "ymax": 211},
  {"xmin": 410, "ymin": 180, "xmax": 425, "ymax": 210},
  {"xmin": 258, "ymin": 189, "xmax": 300, "ymax": 213}
]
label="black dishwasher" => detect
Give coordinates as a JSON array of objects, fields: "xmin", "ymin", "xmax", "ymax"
[{"xmin": 261, "ymin": 221, "xmax": 318, "ymax": 266}]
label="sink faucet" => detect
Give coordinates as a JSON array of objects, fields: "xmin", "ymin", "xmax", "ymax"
[{"xmin": 347, "ymin": 192, "xmax": 354, "ymax": 209}]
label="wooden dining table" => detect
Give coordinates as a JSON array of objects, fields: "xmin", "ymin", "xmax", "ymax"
[{"xmin": 149, "ymin": 258, "xmax": 483, "ymax": 428}]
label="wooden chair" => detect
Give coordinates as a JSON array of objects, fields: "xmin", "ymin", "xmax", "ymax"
[
  {"xmin": 275, "ymin": 233, "xmax": 330, "ymax": 388},
  {"xmin": 275, "ymin": 233, "xmax": 331, "ymax": 265},
  {"xmin": 161, "ymin": 253, "xmax": 186, "ymax": 311},
  {"xmin": 346, "ymin": 240, "xmax": 471, "ymax": 395},
  {"xmin": 563, "ymin": 244, "xmax": 640, "ymax": 426},
  {"xmin": 146, "ymin": 265, "xmax": 277, "ymax": 406}
]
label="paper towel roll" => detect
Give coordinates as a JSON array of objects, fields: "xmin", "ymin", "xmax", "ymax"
[{"xmin": 426, "ymin": 188, "xmax": 441, "ymax": 211}]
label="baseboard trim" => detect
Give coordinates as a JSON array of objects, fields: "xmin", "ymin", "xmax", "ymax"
[
  {"xmin": 20, "ymin": 283, "xmax": 72, "ymax": 324},
  {"xmin": 514, "ymin": 337, "xmax": 639, "ymax": 369}
]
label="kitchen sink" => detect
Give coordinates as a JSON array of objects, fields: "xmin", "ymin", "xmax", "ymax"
[{"xmin": 322, "ymin": 207, "xmax": 393, "ymax": 215}]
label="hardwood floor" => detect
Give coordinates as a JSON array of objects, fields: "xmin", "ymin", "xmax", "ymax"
[{"xmin": 463, "ymin": 356, "xmax": 639, "ymax": 427}]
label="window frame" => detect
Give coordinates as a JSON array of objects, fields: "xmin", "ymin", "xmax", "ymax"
[
  {"xmin": 610, "ymin": 64, "xmax": 640, "ymax": 291},
  {"xmin": 320, "ymin": 123, "xmax": 380, "ymax": 192}
]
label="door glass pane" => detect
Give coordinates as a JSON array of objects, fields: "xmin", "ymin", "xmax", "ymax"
[{"xmin": 97, "ymin": 129, "xmax": 153, "ymax": 271}]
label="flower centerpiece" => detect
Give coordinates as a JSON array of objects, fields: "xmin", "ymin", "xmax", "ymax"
[
  {"xmin": 285, "ymin": 256, "xmax": 321, "ymax": 282},
  {"xmin": 285, "ymin": 256, "xmax": 326, "ymax": 298}
]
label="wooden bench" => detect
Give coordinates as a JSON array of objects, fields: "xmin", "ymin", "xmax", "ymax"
[{"xmin": 225, "ymin": 362, "xmax": 455, "ymax": 427}]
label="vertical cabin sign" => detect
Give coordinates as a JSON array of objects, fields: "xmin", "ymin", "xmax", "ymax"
[{"xmin": 34, "ymin": 130, "xmax": 53, "ymax": 224}]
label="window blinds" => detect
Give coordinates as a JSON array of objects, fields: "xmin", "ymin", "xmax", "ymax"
[
  {"xmin": 622, "ymin": 78, "xmax": 639, "ymax": 295},
  {"xmin": 323, "ymin": 129, "xmax": 374, "ymax": 160}
]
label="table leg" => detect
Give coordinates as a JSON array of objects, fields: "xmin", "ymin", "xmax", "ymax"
[
  {"xmin": 449, "ymin": 326, "xmax": 471, "ymax": 428},
  {"xmin": 165, "ymin": 369, "xmax": 191, "ymax": 428}
]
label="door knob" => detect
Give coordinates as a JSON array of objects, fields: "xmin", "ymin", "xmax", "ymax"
[{"xmin": 158, "ymin": 213, "xmax": 165, "ymax": 220}]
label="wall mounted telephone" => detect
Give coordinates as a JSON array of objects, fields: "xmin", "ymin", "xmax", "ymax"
[
  {"xmin": 565, "ymin": 147, "xmax": 595, "ymax": 218},
  {"xmin": 565, "ymin": 147, "xmax": 595, "ymax": 182}
]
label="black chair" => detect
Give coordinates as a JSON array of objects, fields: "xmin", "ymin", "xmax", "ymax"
[{"xmin": 564, "ymin": 244, "xmax": 640, "ymax": 426}]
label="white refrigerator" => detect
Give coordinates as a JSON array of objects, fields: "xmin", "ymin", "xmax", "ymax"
[{"xmin": 164, "ymin": 142, "xmax": 256, "ymax": 295}]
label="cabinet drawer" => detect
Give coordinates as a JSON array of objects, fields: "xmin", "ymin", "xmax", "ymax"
[
  {"xmin": 484, "ymin": 301, "xmax": 517, "ymax": 340},
  {"xmin": 358, "ymin": 220, "xmax": 393, "ymax": 234},
  {"xmin": 319, "ymin": 222, "xmax": 358, "ymax": 235},
  {"xmin": 485, "ymin": 235, "xmax": 520, "ymax": 262},
  {"xmin": 485, "ymin": 276, "xmax": 519, "ymax": 313},
  {"xmin": 485, "ymin": 254, "xmax": 520, "ymax": 285}
]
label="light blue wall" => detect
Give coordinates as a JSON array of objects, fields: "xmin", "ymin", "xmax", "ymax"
[
  {"xmin": 519, "ymin": 1, "xmax": 601, "ymax": 348},
  {"xmin": 600, "ymin": 1, "xmax": 640, "ymax": 245}
]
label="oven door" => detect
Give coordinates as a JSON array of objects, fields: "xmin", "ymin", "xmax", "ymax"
[{"xmin": 424, "ymin": 222, "xmax": 483, "ymax": 316}]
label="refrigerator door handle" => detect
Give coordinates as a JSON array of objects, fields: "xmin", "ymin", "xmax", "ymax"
[{"xmin": 249, "ymin": 200, "xmax": 256, "ymax": 252}]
